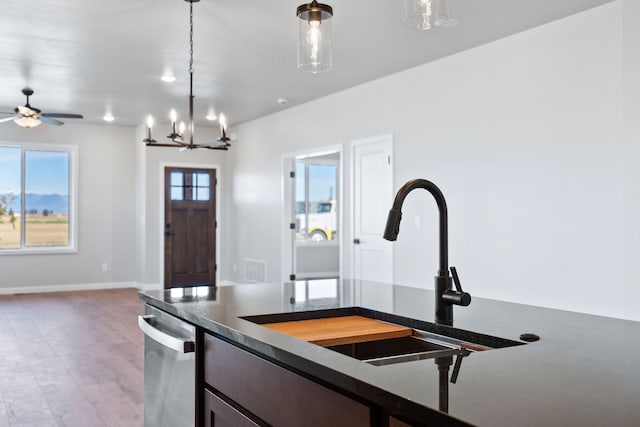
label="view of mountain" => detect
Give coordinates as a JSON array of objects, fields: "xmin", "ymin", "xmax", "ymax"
[{"xmin": 0, "ymin": 193, "xmax": 69, "ymax": 214}]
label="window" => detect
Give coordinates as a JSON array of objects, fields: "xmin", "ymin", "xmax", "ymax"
[
  {"xmin": 170, "ymin": 171, "xmax": 210, "ymax": 202},
  {"xmin": 170, "ymin": 172, "xmax": 185, "ymax": 201},
  {"xmin": 0, "ymin": 144, "xmax": 77, "ymax": 253},
  {"xmin": 294, "ymin": 155, "xmax": 339, "ymax": 242},
  {"xmin": 317, "ymin": 202, "xmax": 332, "ymax": 213},
  {"xmin": 193, "ymin": 172, "xmax": 210, "ymax": 201}
]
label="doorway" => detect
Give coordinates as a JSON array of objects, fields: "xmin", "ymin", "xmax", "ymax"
[
  {"xmin": 164, "ymin": 167, "xmax": 217, "ymax": 288},
  {"xmin": 351, "ymin": 135, "xmax": 394, "ymax": 284},
  {"xmin": 284, "ymin": 148, "xmax": 342, "ymax": 281}
]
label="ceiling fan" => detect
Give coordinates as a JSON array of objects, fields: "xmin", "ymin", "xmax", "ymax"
[{"xmin": 0, "ymin": 88, "xmax": 83, "ymax": 128}]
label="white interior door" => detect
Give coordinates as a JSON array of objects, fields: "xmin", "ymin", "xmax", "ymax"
[{"xmin": 352, "ymin": 136, "xmax": 393, "ymax": 284}]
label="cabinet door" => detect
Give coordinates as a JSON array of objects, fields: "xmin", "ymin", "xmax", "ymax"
[
  {"xmin": 204, "ymin": 333, "xmax": 371, "ymax": 427},
  {"xmin": 204, "ymin": 389, "xmax": 259, "ymax": 427}
]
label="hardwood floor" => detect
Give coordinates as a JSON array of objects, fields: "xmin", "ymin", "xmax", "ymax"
[{"xmin": 0, "ymin": 288, "xmax": 144, "ymax": 427}]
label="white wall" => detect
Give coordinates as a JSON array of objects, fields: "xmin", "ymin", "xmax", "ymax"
[
  {"xmin": 0, "ymin": 122, "xmax": 137, "ymax": 290},
  {"xmin": 228, "ymin": 1, "xmax": 639, "ymax": 320},
  {"xmin": 296, "ymin": 244, "xmax": 339, "ymax": 279},
  {"xmin": 622, "ymin": 0, "xmax": 640, "ymax": 317},
  {"xmin": 1, "ymin": 2, "xmax": 636, "ymax": 322},
  {"xmin": 0, "ymin": 119, "xmax": 230, "ymax": 292}
]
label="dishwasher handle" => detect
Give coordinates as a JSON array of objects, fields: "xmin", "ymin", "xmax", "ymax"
[{"xmin": 138, "ymin": 315, "xmax": 195, "ymax": 353}]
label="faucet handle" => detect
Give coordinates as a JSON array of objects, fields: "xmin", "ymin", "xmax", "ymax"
[
  {"xmin": 450, "ymin": 266, "xmax": 463, "ymax": 293},
  {"xmin": 443, "ymin": 266, "xmax": 472, "ymax": 306}
]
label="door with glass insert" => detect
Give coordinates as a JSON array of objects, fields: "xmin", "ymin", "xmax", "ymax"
[{"xmin": 164, "ymin": 167, "xmax": 216, "ymax": 287}]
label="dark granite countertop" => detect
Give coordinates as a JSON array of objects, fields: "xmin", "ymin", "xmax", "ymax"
[{"xmin": 140, "ymin": 279, "xmax": 640, "ymax": 426}]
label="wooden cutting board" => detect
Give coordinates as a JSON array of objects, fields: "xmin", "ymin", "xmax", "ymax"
[{"xmin": 263, "ymin": 315, "xmax": 412, "ymax": 347}]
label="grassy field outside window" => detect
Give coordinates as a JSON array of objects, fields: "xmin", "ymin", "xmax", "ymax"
[{"xmin": 0, "ymin": 143, "xmax": 76, "ymax": 253}]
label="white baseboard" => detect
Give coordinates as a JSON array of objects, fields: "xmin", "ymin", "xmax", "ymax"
[
  {"xmin": 295, "ymin": 272, "xmax": 340, "ymax": 280},
  {"xmin": 218, "ymin": 280, "xmax": 242, "ymax": 286},
  {"xmin": 138, "ymin": 281, "xmax": 237, "ymax": 291},
  {"xmin": 0, "ymin": 281, "xmax": 245, "ymax": 296},
  {"xmin": 138, "ymin": 283, "xmax": 162, "ymax": 292},
  {"xmin": 0, "ymin": 281, "xmax": 140, "ymax": 295},
  {"xmin": 0, "ymin": 280, "xmax": 268, "ymax": 296}
]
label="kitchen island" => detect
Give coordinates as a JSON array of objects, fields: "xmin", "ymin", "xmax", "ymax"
[{"xmin": 139, "ymin": 279, "xmax": 639, "ymax": 426}]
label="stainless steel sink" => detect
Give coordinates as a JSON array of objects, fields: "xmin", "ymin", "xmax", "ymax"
[{"xmin": 327, "ymin": 329, "xmax": 471, "ymax": 366}]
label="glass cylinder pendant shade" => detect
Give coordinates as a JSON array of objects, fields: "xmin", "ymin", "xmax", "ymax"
[
  {"xmin": 297, "ymin": 1, "xmax": 333, "ymax": 73},
  {"xmin": 404, "ymin": 0, "xmax": 459, "ymax": 30}
]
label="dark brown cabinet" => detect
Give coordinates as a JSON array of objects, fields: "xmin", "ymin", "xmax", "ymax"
[
  {"xmin": 203, "ymin": 333, "xmax": 371, "ymax": 427},
  {"xmin": 389, "ymin": 416, "xmax": 414, "ymax": 427},
  {"xmin": 203, "ymin": 389, "xmax": 259, "ymax": 427}
]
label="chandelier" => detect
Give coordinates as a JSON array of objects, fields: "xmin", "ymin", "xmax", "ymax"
[{"xmin": 143, "ymin": 0, "xmax": 230, "ymax": 150}]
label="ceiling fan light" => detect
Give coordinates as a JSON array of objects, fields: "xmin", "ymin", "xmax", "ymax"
[
  {"xmin": 297, "ymin": 1, "xmax": 333, "ymax": 73},
  {"xmin": 404, "ymin": 0, "xmax": 459, "ymax": 30},
  {"xmin": 15, "ymin": 116, "xmax": 42, "ymax": 128}
]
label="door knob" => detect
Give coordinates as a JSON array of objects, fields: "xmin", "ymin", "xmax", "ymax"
[{"xmin": 353, "ymin": 238, "xmax": 361, "ymax": 244}]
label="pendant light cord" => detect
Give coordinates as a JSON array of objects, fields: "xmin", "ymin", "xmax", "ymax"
[
  {"xmin": 189, "ymin": 2, "xmax": 194, "ymax": 75},
  {"xmin": 188, "ymin": 0, "xmax": 195, "ymax": 145}
]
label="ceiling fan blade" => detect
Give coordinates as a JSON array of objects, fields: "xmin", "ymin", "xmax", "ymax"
[
  {"xmin": 0, "ymin": 115, "xmax": 19, "ymax": 123},
  {"xmin": 39, "ymin": 116, "xmax": 64, "ymax": 126},
  {"xmin": 41, "ymin": 113, "xmax": 83, "ymax": 119}
]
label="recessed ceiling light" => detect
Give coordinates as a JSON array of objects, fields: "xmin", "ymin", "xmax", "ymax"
[
  {"xmin": 103, "ymin": 113, "xmax": 115, "ymax": 122},
  {"xmin": 206, "ymin": 109, "xmax": 217, "ymax": 121},
  {"xmin": 277, "ymin": 98, "xmax": 289, "ymax": 105},
  {"xmin": 161, "ymin": 73, "xmax": 176, "ymax": 83}
]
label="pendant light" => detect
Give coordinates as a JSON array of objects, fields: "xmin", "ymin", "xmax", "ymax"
[
  {"xmin": 404, "ymin": 0, "xmax": 459, "ymax": 30},
  {"xmin": 143, "ymin": 0, "xmax": 230, "ymax": 150},
  {"xmin": 296, "ymin": 1, "xmax": 334, "ymax": 73}
]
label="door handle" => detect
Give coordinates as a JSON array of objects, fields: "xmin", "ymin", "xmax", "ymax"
[
  {"xmin": 138, "ymin": 315, "xmax": 195, "ymax": 353},
  {"xmin": 354, "ymin": 238, "xmax": 361, "ymax": 244}
]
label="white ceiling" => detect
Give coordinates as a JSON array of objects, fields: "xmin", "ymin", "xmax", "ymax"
[{"xmin": 0, "ymin": 0, "xmax": 613, "ymax": 128}]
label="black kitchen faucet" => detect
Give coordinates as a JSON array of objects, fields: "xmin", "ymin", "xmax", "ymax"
[{"xmin": 383, "ymin": 179, "xmax": 471, "ymax": 326}]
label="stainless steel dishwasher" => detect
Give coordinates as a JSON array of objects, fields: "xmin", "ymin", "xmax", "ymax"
[{"xmin": 138, "ymin": 305, "xmax": 195, "ymax": 427}]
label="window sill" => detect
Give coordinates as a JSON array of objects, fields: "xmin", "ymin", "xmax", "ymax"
[{"xmin": 0, "ymin": 247, "xmax": 78, "ymax": 256}]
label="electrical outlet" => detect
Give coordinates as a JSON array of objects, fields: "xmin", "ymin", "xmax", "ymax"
[
  {"xmin": 414, "ymin": 215, "xmax": 421, "ymax": 228},
  {"xmin": 102, "ymin": 263, "xmax": 108, "ymax": 272},
  {"xmin": 232, "ymin": 263, "xmax": 237, "ymax": 272}
]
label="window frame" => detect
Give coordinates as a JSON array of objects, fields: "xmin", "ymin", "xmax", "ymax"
[{"xmin": 0, "ymin": 142, "xmax": 78, "ymax": 255}]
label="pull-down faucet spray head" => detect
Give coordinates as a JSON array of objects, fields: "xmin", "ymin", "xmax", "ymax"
[
  {"xmin": 383, "ymin": 208, "xmax": 402, "ymax": 241},
  {"xmin": 383, "ymin": 178, "xmax": 448, "ymax": 272}
]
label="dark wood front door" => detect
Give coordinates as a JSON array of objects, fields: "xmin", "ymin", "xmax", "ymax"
[{"xmin": 164, "ymin": 167, "xmax": 216, "ymax": 288}]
